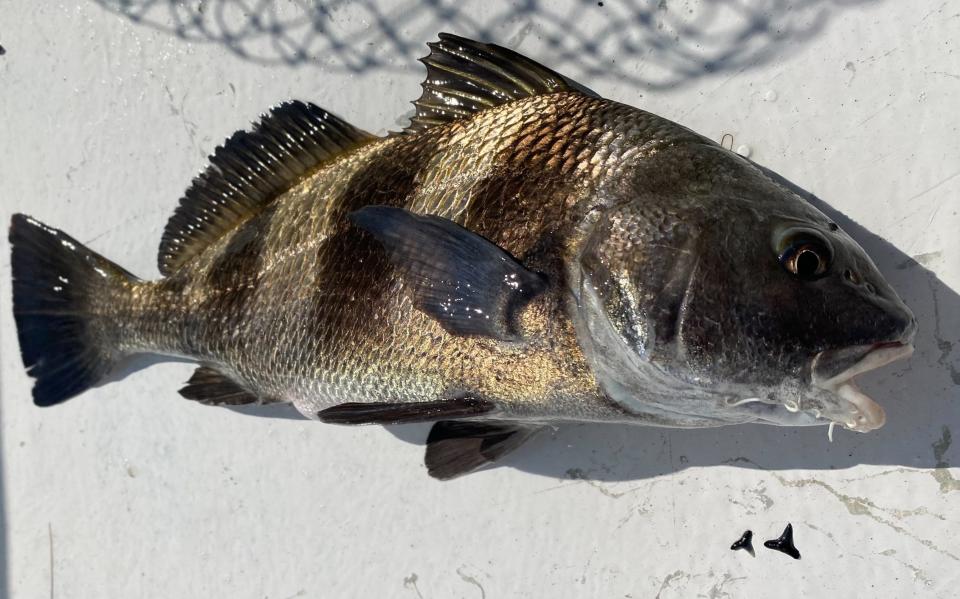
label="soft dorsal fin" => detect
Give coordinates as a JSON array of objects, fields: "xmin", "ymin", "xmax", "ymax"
[
  {"xmin": 405, "ymin": 32, "xmax": 599, "ymax": 134},
  {"xmin": 158, "ymin": 101, "xmax": 375, "ymax": 275}
]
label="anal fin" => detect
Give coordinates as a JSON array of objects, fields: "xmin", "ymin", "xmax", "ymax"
[
  {"xmin": 318, "ymin": 396, "xmax": 494, "ymax": 425},
  {"xmin": 425, "ymin": 421, "xmax": 541, "ymax": 480},
  {"xmin": 178, "ymin": 366, "xmax": 276, "ymax": 406}
]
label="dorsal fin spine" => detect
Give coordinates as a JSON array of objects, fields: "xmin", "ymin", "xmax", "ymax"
[{"xmin": 435, "ymin": 49, "xmax": 534, "ymax": 94}]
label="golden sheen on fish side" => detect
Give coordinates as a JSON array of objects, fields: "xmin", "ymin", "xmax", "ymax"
[{"xmin": 9, "ymin": 34, "xmax": 917, "ymax": 479}]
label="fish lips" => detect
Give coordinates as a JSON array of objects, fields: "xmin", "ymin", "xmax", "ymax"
[{"xmin": 811, "ymin": 341, "xmax": 915, "ymax": 432}]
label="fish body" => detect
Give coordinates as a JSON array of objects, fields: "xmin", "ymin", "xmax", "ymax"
[
  {"xmin": 117, "ymin": 91, "xmax": 639, "ymax": 421},
  {"xmin": 9, "ymin": 34, "xmax": 916, "ymax": 478}
]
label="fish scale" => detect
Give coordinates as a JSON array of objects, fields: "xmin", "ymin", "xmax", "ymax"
[{"xmin": 120, "ymin": 93, "xmax": 611, "ymax": 415}]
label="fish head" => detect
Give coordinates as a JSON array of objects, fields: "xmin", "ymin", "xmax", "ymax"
[{"xmin": 570, "ymin": 144, "xmax": 916, "ymax": 431}]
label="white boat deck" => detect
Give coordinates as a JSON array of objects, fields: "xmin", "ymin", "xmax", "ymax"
[{"xmin": 1, "ymin": 1, "xmax": 957, "ymax": 596}]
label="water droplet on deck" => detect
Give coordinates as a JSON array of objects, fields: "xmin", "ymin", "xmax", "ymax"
[{"xmin": 764, "ymin": 90, "xmax": 778, "ymax": 102}]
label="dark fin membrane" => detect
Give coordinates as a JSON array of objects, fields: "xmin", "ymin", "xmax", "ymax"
[
  {"xmin": 178, "ymin": 366, "xmax": 277, "ymax": 406},
  {"xmin": 318, "ymin": 396, "xmax": 495, "ymax": 425},
  {"xmin": 730, "ymin": 530, "xmax": 755, "ymax": 557},
  {"xmin": 9, "ymin": 214, "xmax": 136, "ymax": 406},
  {"xmin": 763, "ymin": 523, "xmax": 801, "ymax": 560},
  {"xmin": 425, "ymin": 421, "xmax": 540, "ymax": 480},
  {"xmin": 349, "ymin": 206, "xmax": 547, "ymax": 340},
  {"xmin": 158, "ymin": 101, "xmax": 375, "ymax": 275},
  {"xmin": 404, "ymin": 32, "xmax": 599, "ymax": 134}
]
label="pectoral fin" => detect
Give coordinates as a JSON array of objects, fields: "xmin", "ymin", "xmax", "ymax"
[
  {"xmin": 349, "ymin": 206, "xmax": 547, "ymax": 340},
  {"xmin": 425, "ymin": 421, "xmax": 541, "ymax": 479}
]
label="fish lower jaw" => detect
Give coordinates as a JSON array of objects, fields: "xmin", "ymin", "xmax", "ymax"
[
  {"xmin": 813, "ymin": 342, "xmax": 915, "ymax": 433},
  {"xmin": 830, "ymin": 378, "xmax": 885, "ymax": 432}
]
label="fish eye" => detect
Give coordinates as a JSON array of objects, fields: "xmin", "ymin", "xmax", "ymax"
[{"xmin": 778, "ymin": 234, "xmax": 831, "ymax": 280}]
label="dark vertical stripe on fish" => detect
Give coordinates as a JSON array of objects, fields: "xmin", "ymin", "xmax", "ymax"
[
  {"xmin": 188, "ymin": 204, "xmax": 279, "ymax": 356},
  {"xmin": 310, "ymin": 135, "xmax": 443, "ymax": 342}
]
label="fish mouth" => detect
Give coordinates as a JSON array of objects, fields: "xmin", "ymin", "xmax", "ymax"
[{"xmin": 811, "ymin": 342, "xmax": 914, "ymax": 432}]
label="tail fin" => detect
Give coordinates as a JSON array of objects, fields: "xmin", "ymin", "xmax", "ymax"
[{"xmin": 9, "ymin": 214, "xmax": 137, "ymax": 406}]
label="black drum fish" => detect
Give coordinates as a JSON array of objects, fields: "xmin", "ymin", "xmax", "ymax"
[{"xmin": 9, "ymin": 34, "xmax": 917, "ymax": 478}]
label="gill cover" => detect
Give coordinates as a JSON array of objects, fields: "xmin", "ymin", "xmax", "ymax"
[{"xmin": 570, "ymin": 205, "xmax": 718, "ymax": 426}]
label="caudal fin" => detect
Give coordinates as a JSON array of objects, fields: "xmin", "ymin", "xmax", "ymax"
[{"xmin": 9, "ymin": 214, "xmax": 137, "ymax": 406}]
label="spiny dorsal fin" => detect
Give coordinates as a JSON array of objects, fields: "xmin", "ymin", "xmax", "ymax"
[
  {"xmin": 405, "ymin": 32, "xmax": 599, "ymax": 134},
  {"xmin": 158, "ymin": 101, "xmax": 375, "ymax": 275}
]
